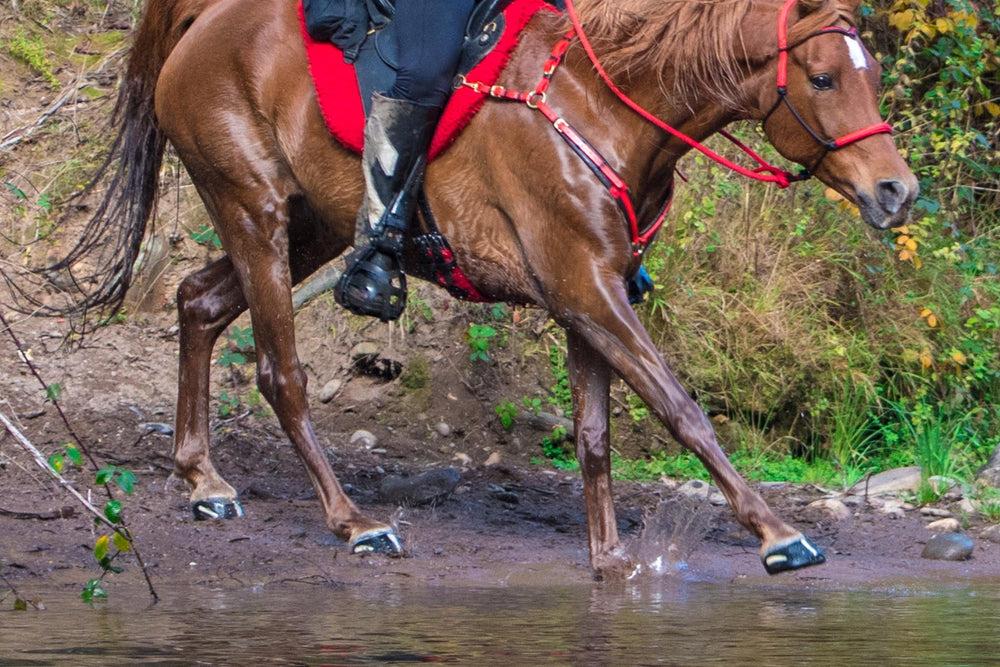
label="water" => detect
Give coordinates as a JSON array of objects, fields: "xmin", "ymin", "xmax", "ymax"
[{"xmin": 4, "ymin": 578, "xmax": 1000, "ymax": 665}]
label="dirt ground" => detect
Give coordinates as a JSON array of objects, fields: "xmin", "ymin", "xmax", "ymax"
[{"xmin": 3, "ymin": 304, "xmax": 1000, "ymax": 601}]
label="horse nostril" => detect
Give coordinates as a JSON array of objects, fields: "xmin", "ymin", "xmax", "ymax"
[{"xmin": 876, "ymin": 179, "xmax": 908, "ymax": 215}]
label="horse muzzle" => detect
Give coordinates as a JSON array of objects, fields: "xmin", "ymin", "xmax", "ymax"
[{"xmin": 856, "ymin": 175, "xmax": 919, "ymax": 230}]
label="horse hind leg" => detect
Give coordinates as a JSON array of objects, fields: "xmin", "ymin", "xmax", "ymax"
[
  {"xmin": 174, "ymin": 256, "xmax": 247, "ymax": 521},
  {"xmin": 566, "ymin": 330, "xmax": 635, "ymax": 578}
]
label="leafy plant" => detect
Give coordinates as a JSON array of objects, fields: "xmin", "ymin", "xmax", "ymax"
[
  {"xmin": 466, "ymin": 324, "xmax": 496, "ymax": 361},
  {"xmin": 190, "ymin": 224, "xmax": 222, "ymax": 249},
  {"xmin": 494, "ymin": 399, "xmax": 518, "ymax": 430}
]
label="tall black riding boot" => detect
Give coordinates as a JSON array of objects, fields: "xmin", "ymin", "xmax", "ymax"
[{"xmin": 334, "ymin": 93, "xmax": 438, "ymax": 321}]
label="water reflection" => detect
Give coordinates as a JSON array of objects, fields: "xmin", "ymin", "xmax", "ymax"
[{"xmin": 3, "ymin": 579, "xmax": 1000, "ymax": 665}]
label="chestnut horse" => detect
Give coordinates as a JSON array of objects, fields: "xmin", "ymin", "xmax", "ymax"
[{"xmin": 69, "ymin": 0, "xmax": 916, "ymax": 576}]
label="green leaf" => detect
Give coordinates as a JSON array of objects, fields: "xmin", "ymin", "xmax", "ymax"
[
  {"xmin": 95, "ymin": 465, "xmax": 116, "ymax": 486},
  {"xmin": 80, "ymin": 579, "xmax": 107, "ymax": 603},
  {"xmin": 115, "ymin": 470, "xmax": 137, "ymax": 495},
  {"xmin": 13, "ymin": 598, "xmax": 27, "ymax": 611},
  {"xmin": 112, "ymin": 531, "xmax": 131, "ymax": 552},
  {"xmin": 104, "ymin": 500, "xmax": 123, "ymax": 524},
  {"xmin": 93, "ymin": 535, "xmax": 109, "ymax": 562},
  {"xmin": 45, "ymin": 383, "xmax": 61, "ymax": 402},
  {"xmin": 65, "ymin": 444, "xmax": 83, "ymax": 466},
  {"xmin": 5, "ymin": 182, "xmax": 27, "ymax": 200},
  {"xmin": 48, "ymin": 453, "xmax": 64, "ymax": 473}
]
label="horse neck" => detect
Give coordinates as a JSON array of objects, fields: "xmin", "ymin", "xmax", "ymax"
[{"xmin": 560, "ymin": 47, "xmax": 742, "ymax": 203}]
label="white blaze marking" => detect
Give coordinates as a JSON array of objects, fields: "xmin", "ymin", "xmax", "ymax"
[{"xmin": 845, "ymin": 35, "xmax": 868, "ymax": 70}]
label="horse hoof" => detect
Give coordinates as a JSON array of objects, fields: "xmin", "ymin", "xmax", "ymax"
[
  {"xmin": 191, "ymin": 498, "xmax": 244, "ymax": 521},
  {"xmin": 350, "ymin": 528, "xmax": 403, "ymax": 555},
  {"xmin": 762, "ymin": 535, "xmax": 826, "ymax": 574}
]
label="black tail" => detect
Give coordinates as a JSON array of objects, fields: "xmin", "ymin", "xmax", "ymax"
[{"xmin": 1, "ymin": 0, "xmax": 209, "ymax": 329}]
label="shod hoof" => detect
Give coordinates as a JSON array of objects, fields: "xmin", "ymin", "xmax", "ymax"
[
  {"xmin": 762, "ymin": 535, "xmax": 826, "ymax": 574},
  {"xmin": 192, "ymin": 498, "xmax": 244, "ymax": 521},
  {"xmin": 350, "ymin": 528, "xmax": 403, "ymax": 555}
]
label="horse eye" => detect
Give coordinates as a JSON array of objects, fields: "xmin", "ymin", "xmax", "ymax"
[{"xmin": 811, "ymin": 74, "xmax": 834, "ymax": 91}]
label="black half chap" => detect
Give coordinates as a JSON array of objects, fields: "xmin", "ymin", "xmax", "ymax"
[{"xmin": 388, "ymin": 0, "xmax": 476, "ymax": 107}]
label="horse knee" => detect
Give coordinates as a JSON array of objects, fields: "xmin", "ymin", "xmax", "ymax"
[{"xmin": 255, "ymin": 354, "xmax": 308, "ymax": 407}]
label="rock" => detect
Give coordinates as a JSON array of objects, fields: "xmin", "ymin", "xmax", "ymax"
[
  {"xmin": 880, "ymin": 499, "xmax": 906, "ymax": 519},
  {"xmin": 483, "ymin": 451, "xmax": 502, "ymax": 467},
  {"xmin": 920, "ymin": 507, "xmax": 953, "ymax": 518},
  {"xmin": 708, "ymin": 492, "xmax": 728, "ymax": 506},
  {"xmin": 434, "ymin": 422, "xmax": 452, "ymax": 437},
  {"xmin": 851, "ymin": 467, "xmax": 923, "ymax": 496},
  {"xmin": 958, "ymin": 498, "xmax": 980, "ymax": 515},
  {"xmin": 489, "ymin": 485, "xmax": 520, "ymax": 504},
  {"xmin": 980, "ymin": 525, "xmax": 1000, "ymax": 544},
  {"xmin": 677, "ymin": 479, "xmax": 711, "ymax": 501},
  {"xmin": 921, "ymin": 533, "xmax": 974, "ymax": 561},
  {"xmin": 318, "ymin": 379, "xmax": 342, "ymax": 404},
  {"xmin": 349, "ymin": 430, "xmax": 377, "ymax": 449},
  {"xmin": 379, "ymin": 467, "xmax": 462, "ymax": 507},
  {"xmin": 806, "ymin": 498, "xmax": 852, "ymax": 521},
  {"xmin": 350, "ymin": 342, "xmax": 379, "ymax": 359},
  {"xmin": 925, "ymin": 518, "xmax": 961, "ymax": 533}
]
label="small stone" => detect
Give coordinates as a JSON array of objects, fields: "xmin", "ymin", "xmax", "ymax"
[
  {"xmin": 958, "ymin": 498, "xmax": 979, "ymax": 515},
  {"xmin": 920, "ymin": 507, "xmax": 953, "ymax": 518},
  {"xmin": 806, "ymin": 498, "xmax": 852, "ymax": 521},
  {"xmin": 677, "ymin": 479, "xmax": 711, "ymax": 501},
  {"xmin": 708, "ymin": 492, "xmax": 728, "ymax": 506},
  {"xmin": 318, "ymin": 379, "xmax": 342, "ymax": 403},
  {"xmin": 435, "ymin": 422, "xmax": 452, "ymax": 437},
  {"xmin": 350, "ymin": 430, "xmax": 377, "ymax": 449},
  {"xmin": 453, "ymin": 452, "xmax": 472, "ymax": 466},
  {"xmin": 925, "ymin": 518, "xmax": 961, "ymax": 533},
  {"xmin": 484, "ymin": 451, "xmax": 502, "ymax": 466},
  {"xmin": 351, "ymin": 342, "xmax": 380, "ymax": 359},
  {"xmin": 880, "ymin": 499, "xmax": 906, "ymax": 519},
  {"xmin": 921, "ymin": 533, "xmax": 974, "ymax": 561},
  {"xmin": 980, "ymin": 525, "xmax": 1000, "ymax": 544}
]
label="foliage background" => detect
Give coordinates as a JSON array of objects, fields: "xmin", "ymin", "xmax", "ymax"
[{"xmin": 1, "ymin": 0, "xmax": 998, "ymax": 493}]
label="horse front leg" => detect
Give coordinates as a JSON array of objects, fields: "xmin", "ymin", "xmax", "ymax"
[
  {"xmin": 558, "ymin": 275, "xmax": 824, "ymax": 575},
  {"xmin": 566, "ymin": 329, "xmax": 634, "ymax": 578}
]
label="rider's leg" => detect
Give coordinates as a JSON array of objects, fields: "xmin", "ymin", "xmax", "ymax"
[{"xmin": 335, "ymin": 0, "xmax": 475, "ymax": 321}]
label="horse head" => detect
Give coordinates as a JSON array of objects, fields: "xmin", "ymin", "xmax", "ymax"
[{"xmin": 753, "ymin": 0, "xmax": 918, "ymax": 229}]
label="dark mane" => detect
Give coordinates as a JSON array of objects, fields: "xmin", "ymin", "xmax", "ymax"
[{"xmin": 570, "ymin": 0, "xmax": 849, "ymax": 109}]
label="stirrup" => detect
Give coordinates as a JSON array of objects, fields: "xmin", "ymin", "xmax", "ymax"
[{"xmin": 334, "ymin": 245, "xmax": 407, "ymax": 321}]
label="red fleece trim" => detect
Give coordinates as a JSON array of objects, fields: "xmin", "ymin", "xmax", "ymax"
[{"xmin": 299, "ymin": 0, "xmax": 552, "ymax": 160}]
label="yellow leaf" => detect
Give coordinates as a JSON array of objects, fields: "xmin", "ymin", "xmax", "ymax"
[
  {"xmin": 894, "ymin": 225, "xmax": 910, "ymax": 234},
  {"xmin": 920, "ymin": 351, "xmax": 933, "ymax": 368},
  {"xmin": 913, "ymin": 256, "xmax": 922, "ymax": 269},
  {"xmin": 896, "ymin": 234, "xmax": 910, "ymax": 246},
  {"xmin": 927, "ymin": 314, "xmax": 938, "ymax": 328},
  {"xmin": 986, "ymin": 102, "xmax": 1000, "ymax": 117},
  {"xmin": 934, "ymin": 17, "xmax": 952, "ymax": 34},
  {"xmin": 94, "ymin": 535, "xmax": 109, "ymax": 562},
  {"xmin": 113, "ymin": 532, "xmax": 131, "ymax": 552},
  {"xmin": 899, "ymin": 249, "xmax": 912, "ymax": 261},
  {"xmin": 905, "ymin": 238, "xmax": 918, "ymax": 251},
  {"xmin": 824, "ymin": 187, "xmax": 844, "ymax": 202},
  {"xmin": 921, "ymin": 308, "xmax": 932, "ymax": 318},
  {"xmin": 951, "ymin": 351, "xmax": 967, "ymax": 365}
]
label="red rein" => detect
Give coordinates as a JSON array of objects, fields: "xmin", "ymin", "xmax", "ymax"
[{"xmin": 461, "ymin": 0, "xmax": 894, "ymax": 256}]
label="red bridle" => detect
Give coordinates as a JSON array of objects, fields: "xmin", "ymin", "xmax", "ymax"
[
  {"xmin": 563, "ymin": 0, "xmax": 893, "ymax": 184},
  {"xmin": 764, "ymin": 0, "xmax": 893, "ymax": 174}
]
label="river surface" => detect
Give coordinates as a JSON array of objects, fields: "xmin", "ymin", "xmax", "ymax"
[{"xmin": 4, "ymin": 575, "xmax": 1000, "ymax": 665}]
